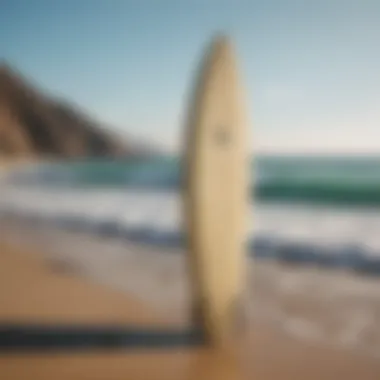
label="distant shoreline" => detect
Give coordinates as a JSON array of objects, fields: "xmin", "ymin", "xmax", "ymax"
[{"xmin": 0, "ymin": 158, "xmax": 41, "ymax": 176}]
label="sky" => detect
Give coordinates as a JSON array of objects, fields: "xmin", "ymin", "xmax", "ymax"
[{"xmin": 2, "ymin": 0, "xmax": 380, "ymax": 155}]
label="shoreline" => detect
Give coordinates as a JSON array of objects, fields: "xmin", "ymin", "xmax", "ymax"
[
  {"xmin": 2, "ymin": 222, "xmax": 380, "ymax": 353},
  {"xmin": 2, "ymin": 197, "xmax": 380, "ymax": 276},
  {"xmin": 0, "ymin": 235, "xmax": 380, "ymax": 379},
  {"xmin": 0, "ymin": 159, "xmax": 42, "ymax": 178},
  {"xmin": 0, "ymin": 226, "xmax": 380, "ymax": 380}
]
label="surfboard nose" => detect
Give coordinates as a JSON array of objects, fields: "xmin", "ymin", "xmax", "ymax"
[
  {"xmin": 206, "ymin": 34, "xmax": 236, "ymax": 65},
  {"xmin": 211, "ymin": 33, "xmax": 232, "ymax": 49}
]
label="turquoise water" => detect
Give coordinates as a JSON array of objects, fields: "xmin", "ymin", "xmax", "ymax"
[
  {"xmin": 4, "ymin": 155, "xmax": 380, "ymax": 275},
  {"xmin": 9, "ymin": 155, "xmax": 380, "ymax": 207}
]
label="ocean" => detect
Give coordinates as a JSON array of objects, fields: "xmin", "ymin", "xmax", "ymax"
[{"xmin": 2, "ymin": 155, "xmax": 380, "ymax": 274}]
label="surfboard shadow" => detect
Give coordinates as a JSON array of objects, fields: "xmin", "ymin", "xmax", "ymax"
[{"xmin": 0, "ymin": 324, "xmax": 205, "ymax": 352}]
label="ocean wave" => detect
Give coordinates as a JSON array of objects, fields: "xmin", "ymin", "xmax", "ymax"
[
  {"xmin": 257, "ymin": 180, "xmax": 380, "ymax": 206},
  {"xmin": 6, "ymin": 157, "xmax": 380, "ymax": 206},
  {"xmin": 2, "ymin": 187, "xmax": 380, "ymax": 276}
]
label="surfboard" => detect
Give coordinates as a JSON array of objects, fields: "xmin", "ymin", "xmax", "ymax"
[{"xmin": 182, "ymin": 35, "xmax": 250, "ymax": 347}]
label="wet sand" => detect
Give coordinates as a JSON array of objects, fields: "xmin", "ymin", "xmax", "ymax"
[
  {"xmin": 3, "ymin": 220, "xmax": 380, "ymax": 355},
  {"xmin": 0, "ymin": 239, "xmax": 380, "ymax": 379}
]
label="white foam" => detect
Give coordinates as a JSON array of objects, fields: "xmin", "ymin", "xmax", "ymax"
[{"xmin": 3, "ymin": 184, "xmax": 380, "ymax": 256}]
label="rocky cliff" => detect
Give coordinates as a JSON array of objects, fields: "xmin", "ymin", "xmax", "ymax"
[{"xmin": 0, "ymin": 63, "xmax": 137, "ymax": 161}]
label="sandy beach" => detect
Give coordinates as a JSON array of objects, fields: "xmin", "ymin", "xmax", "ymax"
[{"xmin": 0, "ymin": 223, "xmax": 380, "ymax": 379}]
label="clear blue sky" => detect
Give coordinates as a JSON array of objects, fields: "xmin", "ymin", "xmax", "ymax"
[{"xmin": 2, "ymin": 0, "xmax": 380, "ymax": 154}]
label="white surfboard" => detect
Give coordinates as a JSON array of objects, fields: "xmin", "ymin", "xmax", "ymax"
[{"xmin": 182, "ymin": 35, "xmax": 250, "ymax": 346}]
